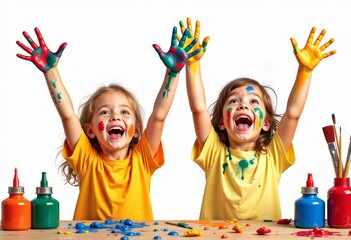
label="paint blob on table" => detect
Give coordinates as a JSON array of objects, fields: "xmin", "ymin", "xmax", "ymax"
[{"xmin": 294, "ymin": 227, "xmax": 341, "ymax": 237}]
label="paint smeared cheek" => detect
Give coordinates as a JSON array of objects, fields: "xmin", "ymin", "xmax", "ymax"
[
  {"xmin": 98, "ymin": 121, "xmax": 105, "ymax": 132},
  {"xmin": 226, "ymin": 107, "xmax": 233, "ymax": 127},
  {"xmin": 128, "ymin": 124, "xmax": 135, "ymax": 138},
  {"xmin": 254, "ymin": 108, "xmax": 263, "ymax": 129}
]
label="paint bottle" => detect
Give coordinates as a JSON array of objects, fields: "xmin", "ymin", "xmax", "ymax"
[
  {"xmin": 294, "ymin": 173, "xmax": 325, "ymax": 228},
  {"xmin": 327, "ymin": 177, "xmax": 351, "ymax": 228},
  {"xmin": 31, "ymin": 172, "xmax": 60, "ymax": 229},
  {"xmin": 1, "ymin": 168, "xmax": 31, "ymax": 230}
]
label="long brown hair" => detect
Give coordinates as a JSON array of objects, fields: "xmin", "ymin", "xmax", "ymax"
[
  {"xmin": 210, "ymin": 77, "xmax": 281, "ymax": 153},
  {"xmin": 59, "ymin": 84, "xmax": 144, "ymax": 186}
]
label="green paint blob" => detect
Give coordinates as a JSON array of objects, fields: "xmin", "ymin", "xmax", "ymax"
[
  {"xmin": 57, "ymin": 92, "xmax": 62, "ymax": 102},
  {"xmin": 254, "ymin": 108, "xmax": 263, "ymax": 127},
  {"xmin": 239, "ymin": 160, "xmax": 249, "ymax": 180},
  {"xmin": 50, "ymin": 80, "xmax": 57, "ymax": 89},
  {"xmin": 222, "ymin": 163, "xmax": 228, "ymax": 174}
]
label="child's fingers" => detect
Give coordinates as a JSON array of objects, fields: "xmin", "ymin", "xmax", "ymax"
[
  {"xmin": 171, "ymin": 27, "xmax": 178, "ymax": 47},
  {"xmin": 178, "ymin": 28, "xmax": 189, "ymax": 48},
  {"xmin": 152, "ymin": 44, "xmax": 165, "ymax": 59},
  {"xmin": 16, "ymin": 53, "xmax": 31, "ymax": 61},
  {"xmin": 320, "ymin": 38, "xmax": 334, "ymax": 52},
  {"xmin": 179, "ymin": 20, "xmax": 186, "ymax": 35},
  {"xmin": 202, "ymin": 36, "xmax": 210, "ymax": 50},
  {"xmin": 306, "ymin": 27, "xmax": 316, "ymax": 45},
  {"xmin": 313, "ymin": 28, "xmax": 326, "ymax": 46},
  {"xmin": 322, "ymin": 49, "xmax": 337, "ymax": 59},
  {"xmin": 35, "ymin": 27, "xmax": 47, "ymax": 48},
  {"xmin": 184, "ymin": 38, "xmax": 198, "ymax": 52},
  {"xmin": 188, "ymin": 49, "xmax": 201, "ymax": 59},
  {"xmin": 55, "ymin": 42, "xmax": 68, "ymax": 58},
  {"xmin": 16, "ymin": 40, "xmax": 33, "ymax": 55},
  {"xmin": 290, "ymin": 38, "xmax": 299, "ymax": 54},
  {"xmin": 193, "ymin": 20, "xmax": 200, "ymax": 39},
  {"xmin": 186, "ymin": 17, "xmax": 193, "ymax": 38},
  {"xmin": 22, "ymin": 31, "xmax": 38, "ymax": 50}
]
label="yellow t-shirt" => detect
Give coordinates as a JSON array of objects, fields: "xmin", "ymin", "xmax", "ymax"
[
  {"xmin": 192, "ymin": 127, "xmax": 295, "ymax": 220},
  {"xmin": 62, "ymin": 130, "xmax": 164, "ymax": 220}
]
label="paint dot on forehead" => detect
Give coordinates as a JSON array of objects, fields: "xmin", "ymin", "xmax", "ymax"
[{"xmin": 246, "ymin": 86, "xmax": 254, "ymax": 92}]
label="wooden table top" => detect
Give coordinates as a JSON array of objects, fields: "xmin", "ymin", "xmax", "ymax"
[{"xmin": 0, "ymin": 219, "xmax": 350, "ymax": 239}]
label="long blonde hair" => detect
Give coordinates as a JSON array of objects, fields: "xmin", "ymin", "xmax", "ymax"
[{"xmin": 59, "ymin": 83, "xmax": 144, "ymax": 186}]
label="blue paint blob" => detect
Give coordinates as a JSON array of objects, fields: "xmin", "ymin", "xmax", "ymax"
[
  {"xmin": 120, "ymin": 237, "xmax": 129, "ymax": 240},
  {"xmin": 168, "ymin": 231, "xmax": 179, "ymax": 236},
  {"xmin": 154, "ymin": 236, "xmax": 162, "ymax": 239},
  {"xmin": 154, "ymin": 221, "xmax": 159, "ymax": 225},
  {"xmin": 125, "ymin": 232, "xmax": 136, "ymax": 236},
  {"xmin": 246, "ymin": 86, "xmax": 254, "ymax": 92},
  {"xmin": 163, "ymin": 228, "xmax": 169, "ymax": 232},
  {"xmin": 124, "ymin": 219, "xmax": 133, "ymax": 226},
  {"xmin": 105, "ymin": 219, "xmax": 113, "ymax": 224},
  {"xmin": 74, "ymin": 219, "xmax": 147, "ymax": 236},
  {"xmin": 154, "ymin": 229, "xmax": 159, "ymax": 232}
]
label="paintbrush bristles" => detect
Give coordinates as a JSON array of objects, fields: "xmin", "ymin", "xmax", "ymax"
[
  {"xmin": 323, "ymin": 125, "xmax": 339, "ymax": 178},
  {"xmin": 322, "ymin": 125, "xmax": 336, "ymax": 143}
]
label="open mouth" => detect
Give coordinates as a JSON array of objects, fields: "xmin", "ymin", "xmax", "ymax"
[
  {"xmin": 107, "ymin": 127, "xmax": 125, "ymax": 137},
  {"xmin": 235, "ymin": 115, "xmax": 253, "ymax": 130}
]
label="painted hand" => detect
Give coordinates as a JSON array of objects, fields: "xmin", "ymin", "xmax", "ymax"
[
  {"xmin": 178, "ymin": 17, "xmax": 210, "ymax": 64},
  {"xmin": 153, "ymin": 26, "xmax": 200, "ymax": 74},
  {"xmin": 290, "ymin": 27, "xmax": 336, "ymax": 71},
  {"xmin": 16, "ymin": 27, "xmax": 67, "ymax": 73}
]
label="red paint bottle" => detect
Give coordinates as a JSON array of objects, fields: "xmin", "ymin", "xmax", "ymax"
[
  {"xmin": 1, "ymin": 168, "xmax": 31, "ymax": 230},
  {"xmin": 327, "ymin": 177, "xmax": 351, "ymax": 228}
]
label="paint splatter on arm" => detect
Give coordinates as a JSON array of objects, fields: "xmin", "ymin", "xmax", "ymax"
[{"xmin": 16, "ymin": 28, "xmax": 81, "ymax": 151}]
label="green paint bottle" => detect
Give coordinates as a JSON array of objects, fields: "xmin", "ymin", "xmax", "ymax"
[{"xmin": 31, "ymin": 172, "xmax": 59, "ymax": 229}]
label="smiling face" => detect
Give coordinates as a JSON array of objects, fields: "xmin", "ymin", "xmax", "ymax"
[
  {"xmin": 85, "ymin": 91, "xmax": 140, "ymax": 159},
  {"xmin": 219, "ymin": 84, "xmax": 271, "ymax": 150}
]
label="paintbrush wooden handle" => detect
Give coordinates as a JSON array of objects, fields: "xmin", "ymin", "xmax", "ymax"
[{"xmin": 344, "ymin": 161, "xmax": 350, "ymax": 178}]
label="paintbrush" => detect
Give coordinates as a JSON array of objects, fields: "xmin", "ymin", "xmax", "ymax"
[
  {"xmin": 165, "ymin": 221, "xmax": 193, "ymax": 229},
  {"xmin": 343, "ymin": 134, "xmax": 351, "ymax": 177},
  {"xmin": 332, "ymin": 114, "xmax": 343, "ymax": 177},
  {"xmin": 322, "ymin": 125, "xmax": 340, "ymax": 177}
]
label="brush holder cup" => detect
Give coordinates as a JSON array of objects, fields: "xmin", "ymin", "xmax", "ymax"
[{"xmin": 327, "ymin": 177, "xmax": 351, "ymax": 228}]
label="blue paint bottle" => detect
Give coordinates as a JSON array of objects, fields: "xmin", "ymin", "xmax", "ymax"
[{"xmin": 294, "ymin": 173, "xmax": 325, "ymax": 228}]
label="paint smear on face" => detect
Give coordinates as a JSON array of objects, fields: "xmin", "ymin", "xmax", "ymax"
[
  {"xmin": 246, "ymin": 86, "xmax": 254, "ymax": 92},
  {"xmin": 98, "ymin": 121, "xmax": 105, "ymax": 132},
  {"xmin": 254, "ymin": 108, "xmax": 263, "ymax": 129},
  {"xmin": 128, "ymin": 124, "xmax": 135, "ymax": 138},
  {"xmin": 226, "ymin": 107, "xmax": 232, "ymax": 127}
]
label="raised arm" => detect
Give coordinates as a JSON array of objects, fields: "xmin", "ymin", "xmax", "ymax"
[
  {"xmin": 278, "ymin": 27, "xmax": 336, "ymax": 150},
  {"xmin": 147, "ymin": 26, "xmax": 199, "ymax": 156},
  {"xmin": 16, "ymin": 28, "xmax": 81, "ymax": 151},
  {"xmin": 182, "ymin": 18, "xmax": 211, "ymax": 148}
]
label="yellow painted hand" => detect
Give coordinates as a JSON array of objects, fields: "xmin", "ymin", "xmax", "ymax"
[
  {"xmin": 177, "ymin": 17, "xmax": 210, "ymax": 64},
  {"xmin": 290, "ymin": 27, "xmax": 336, "ymax": 71}
]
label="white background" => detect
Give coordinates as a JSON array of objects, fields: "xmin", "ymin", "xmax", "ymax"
[{"xmin": 0, "ymin": 0, "xmax": 350, "ymax": 221}]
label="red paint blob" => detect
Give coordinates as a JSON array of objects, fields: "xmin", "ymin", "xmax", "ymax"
[
  {"xmin": 294, "ymin": 227, "xmax": 341, "ymax": 237},
  {"xmin": 98, "ymin": 121, "xmax": 105, "ymax": 132}
]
